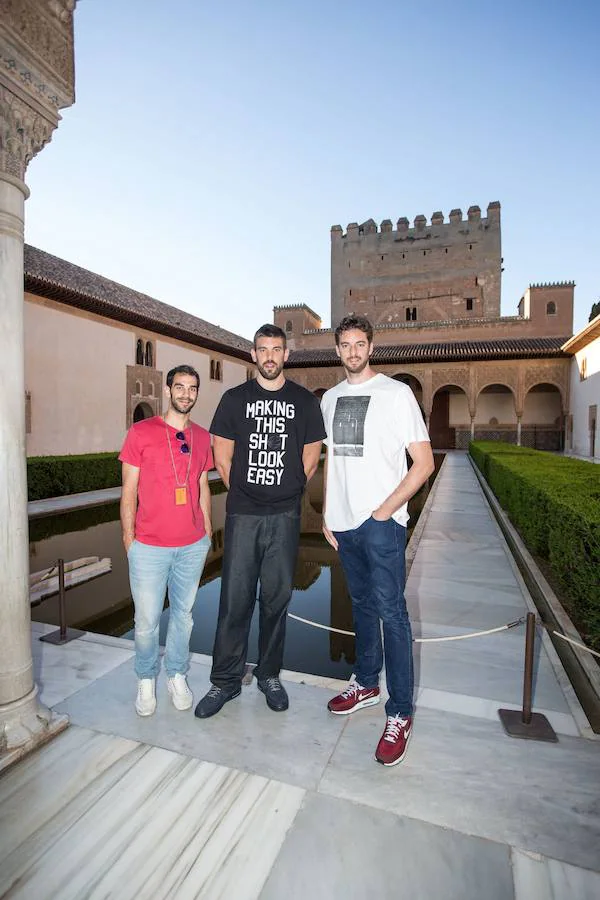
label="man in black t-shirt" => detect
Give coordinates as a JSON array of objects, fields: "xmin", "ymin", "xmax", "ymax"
[{"xmin": 195, "ymin": 324, "xmax": 325, "ymax": 718}]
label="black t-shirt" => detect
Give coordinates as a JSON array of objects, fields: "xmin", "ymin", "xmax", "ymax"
[{"xmin": 210, "ymin": 379, "xmax": 326, "ymax": 514}]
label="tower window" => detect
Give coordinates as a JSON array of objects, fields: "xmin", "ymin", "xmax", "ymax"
[
  {"xmin": 145, "ymin": 341, "xmax": 153, "ymax": 367},
  {"xmin": 406, "ymin": 307, "xmax": 417, "ymax": 321},
  {"xmin": 466, "ymin": 298, "xmax": 474, "ymax": 311},
  {"xmin": 136, "ymin": 339, "xmax": 144, "ymax": 365},
  {"xmin": 285, "ymin": 320, "xmax": 293, "ymax": 333},
  {"xmin": 546, "ymin": 301, "xmax": 556, "ymax": 315},
  {"xmin": 210, "ymin": 359, "xmax": 222, "ymax": 381}
]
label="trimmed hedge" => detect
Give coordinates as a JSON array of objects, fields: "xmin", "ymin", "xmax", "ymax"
[
  {"xmin": 470, "ymin": 441, "xmax": 600, "ymax": 651},
  {"xmin": 27, "ymin": 453, "xmax": 121, "ymax": 501},
  {"xmin": 27, "ymin": 453, "xmax": 227, "ymax": 502}
]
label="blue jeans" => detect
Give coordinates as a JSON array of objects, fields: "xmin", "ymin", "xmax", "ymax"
[
  {"xmin": 127, "ymin": 536, "xmax": 210, "ymax": 679},
  {"xmin": 334, "ymin": 517, "xmax": 413, "ymax": 717}
]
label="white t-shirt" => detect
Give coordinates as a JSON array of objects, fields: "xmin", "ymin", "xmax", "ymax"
[{"xmin": 321, "ymin": 373, "xmax": 430, "ymax": 531}]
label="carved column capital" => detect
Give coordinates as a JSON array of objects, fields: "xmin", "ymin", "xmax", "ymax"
[
  {"xmin": 0, "ymin": 0, "xmax": 76, "ymax": 179},
  {"xmin": 0, "ymin": 85, "xmax": 56, "ymax": 179}
]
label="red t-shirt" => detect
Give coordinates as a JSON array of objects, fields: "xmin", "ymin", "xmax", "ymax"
[{"xmin": 119, "ymin": 416, "xmax": 214, "ymax": 547}]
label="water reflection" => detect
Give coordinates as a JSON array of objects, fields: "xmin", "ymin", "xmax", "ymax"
[{"xmin": 29, "ymin": 462, "xmax": 437, "ymax": 680}]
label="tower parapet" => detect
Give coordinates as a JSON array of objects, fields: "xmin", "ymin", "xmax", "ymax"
[{"xmin": 331, "ymin": 202, "xmax": 500, "ymax": 240}]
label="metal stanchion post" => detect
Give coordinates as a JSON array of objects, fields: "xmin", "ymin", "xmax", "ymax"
[
  {"xmin": 40, "ymin": 559, "xmax": 85, "ymax": 645},
  {"xmin": 498, "ymin": 612, "xmax": 558, "ymax": 742}
]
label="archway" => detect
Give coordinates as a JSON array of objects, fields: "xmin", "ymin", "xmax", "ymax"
[
  {"xmin": 392, "ymin": 373, "xmax": 424, "ymax": 414},
  {"xmin": 133, "ymin": 401, "xmax": 154, "ymax": 423},
  {"xmin": 430, "ymin": 384, "xmax": 468, "ymax": 449},
  {"xmin": 475, "ymin": 383, "xmax": 517, "ymax": 442},
  {"xmin": 523, "ymin": 383, "xmax": 564, "ymax": 450}
]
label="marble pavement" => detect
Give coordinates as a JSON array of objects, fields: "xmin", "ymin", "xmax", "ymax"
[{"xmin": 1, "ymin": 454, "xmax": 599, "ymax": 898}]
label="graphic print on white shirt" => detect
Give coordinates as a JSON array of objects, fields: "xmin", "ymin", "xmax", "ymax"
[
  {"xmin": 245, "ymin": 398, "xmax": 295, "ymax": 486},
  {"xmin": 321, "ymin": 374, "xmax": 430, "ymax": 531},
  {"xmin": 332, "ymin": 396, "xmax": 371, "ymax": 457}
]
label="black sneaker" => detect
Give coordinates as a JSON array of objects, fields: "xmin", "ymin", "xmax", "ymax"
[
  {"xmin": 194, "ymin": 684, "xmax": 241, "ymax": 719},
  {"xmin": 257, "ymin": 677, "xmax": 289, "ymax": 712}
]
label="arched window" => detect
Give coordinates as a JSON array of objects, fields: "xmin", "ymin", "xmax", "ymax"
[
  {"xmin": 145, "ymin": 341, "xmax": 153, "ymax": 367},
  {"xmin": 135, "ymin": 380, "xmax": 142, "ymax": 395},
  {"xmin": 546, "ymin": 301, "xmax": 556, "ymax": 315},
  {"xmin": 136, "ymin": 339, "xmax": 144, "ymax": 365},
  {"xmin": 285, "ymin": 320, "xmax": 293, "ymax": 333}
]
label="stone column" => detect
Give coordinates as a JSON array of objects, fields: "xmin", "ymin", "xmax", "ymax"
[
  {"xmin": 516, "ymin": 416, "xmax": 522, "ymax": 446},
  {"xmin": 470, "ymin": 416, "xmax": 476, "ymax": 441},
  {"xmin": 0, "ymin": 0, "xmax": 76, "ymax": 768}
]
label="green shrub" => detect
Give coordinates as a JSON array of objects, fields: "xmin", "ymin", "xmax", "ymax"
[
  {"xmin": 27, "ymin": 453, "xmax": 227, "ymax": 502},
  {"xmin": 27, "ymin": 453, "xmax": 121, "ymax": 501},
  {"xmin": 469, "ymin": 441, "xmax": 600, "ymax": 650}
]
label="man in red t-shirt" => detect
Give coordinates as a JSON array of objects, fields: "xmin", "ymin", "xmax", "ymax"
[{"xmin": 119, "ymin": 365, "xmax": 213, "ymax": 716}]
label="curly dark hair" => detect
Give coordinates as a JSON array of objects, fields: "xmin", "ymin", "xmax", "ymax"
[{"xmin": 334, "ymin": 314, "xmax": 373, "ymax": 346}]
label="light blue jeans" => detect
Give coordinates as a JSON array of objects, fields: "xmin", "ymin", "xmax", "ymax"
[{"xmin": 127, "ymin": 536, "xmax": 210, "ymax": 679}]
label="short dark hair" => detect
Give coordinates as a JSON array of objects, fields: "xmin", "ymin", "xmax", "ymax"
[
  {"xmin": 253, "ymin": 323, "xmax": 287, "ymax": 349},
  {"xmin": 166, "ymin": 365, "xmax": 200, "ymax": 389},
  {"xmin": 334, "ymin": 314, "xmax": 374, "ymax": 346}
]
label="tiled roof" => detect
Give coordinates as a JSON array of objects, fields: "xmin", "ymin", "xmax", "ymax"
[
  {"xmin": 24, "ymin": 245, "xmax": 252, "ymax": 360},
  {"xmin": 286, "ymin": 337, "xmax": 571, "ymax": 368}
]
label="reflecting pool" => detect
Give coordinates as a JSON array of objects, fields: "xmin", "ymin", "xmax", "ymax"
[{"xmin": 29, "ymin": 461, "xmax": 440, "ymax": 679}]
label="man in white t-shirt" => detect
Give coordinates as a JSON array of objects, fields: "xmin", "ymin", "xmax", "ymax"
[{"xmin": 321, "ymin": 314, "xmax": 434, "ymax": 766}]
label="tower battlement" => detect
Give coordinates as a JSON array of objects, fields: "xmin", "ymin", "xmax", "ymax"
[{"xmin": 331, "ymin": 202, "xmax": 500, "ymax": 241}]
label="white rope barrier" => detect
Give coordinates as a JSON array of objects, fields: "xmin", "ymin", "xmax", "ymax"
[
  {"xmin": 551, "ymin": 631, "xmax": 600, "ymax": 659},
  {"xmin": 287, "ymin": 612, "xmax": 526, "ymax": 642}
]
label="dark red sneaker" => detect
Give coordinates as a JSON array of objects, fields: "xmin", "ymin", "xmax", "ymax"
[
  {"xmin": 375, "ymin": 715, "xmax": 413, "ymax": 766},
  {"xmin": 327, "ymin": 681, "xmax": 380, "ymax": 715}
]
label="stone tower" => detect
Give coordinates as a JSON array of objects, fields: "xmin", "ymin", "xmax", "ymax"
[{"xmin": 330, "ymin": 202, "xmax": 501, "ymax": 329}]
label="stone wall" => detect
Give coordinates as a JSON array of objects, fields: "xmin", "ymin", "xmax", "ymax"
[{"xmin": 330, "ymin": 203, "xmax": 501, "ymax": 329}]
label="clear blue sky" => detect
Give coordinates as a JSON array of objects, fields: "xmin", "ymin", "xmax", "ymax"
[{"xmin": 25, "ymin": 0, "xmax": 600, "ymax": 338}]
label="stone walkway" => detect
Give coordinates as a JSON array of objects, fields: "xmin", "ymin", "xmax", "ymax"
[{"xmin": 3, "ymin": 454, "xmax": 599, "ymax": 899}]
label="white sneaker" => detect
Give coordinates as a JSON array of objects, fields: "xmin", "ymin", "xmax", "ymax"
[
  {"xmin": 167, "ymin": 673, "xmax": 193, "ymax": 710},
  {"xmin": 135, "ymin": 678, "xmax": 156, "ymax": 716}
]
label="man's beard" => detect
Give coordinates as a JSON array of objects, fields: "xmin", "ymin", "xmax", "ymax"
[
  {"xmin": 256, "ymin": 360, "xmax": 284, "ymax": 380},
  {"xmin": 170, "ymin": 396, "xmax": 197, "ymax": 414},
  {"xmin": 343, "ymin": 356, "xmax": 369, "ymax": 375}
]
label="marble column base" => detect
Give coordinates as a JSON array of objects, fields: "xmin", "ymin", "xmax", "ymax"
[{"xmin": 0, "ymin": 686, "xmax": 69, "ymax": 773}]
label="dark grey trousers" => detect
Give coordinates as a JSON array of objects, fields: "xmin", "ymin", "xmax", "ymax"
[{"xmin": 210, "ymin": 508, "xmax": 301, "ymax": 690}]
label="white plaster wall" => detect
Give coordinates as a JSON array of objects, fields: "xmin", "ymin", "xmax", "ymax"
[
  {"xmin": 155, "ymin": 338, "xmax": 248, "ymax": 432},
  {"xmin": 474, "ymin": 392, "xmax": 516, "ymax": 424},
  {"xmin": 449, "ymin": 392, "xmax": 470, "ymax": 426},
  {"xmin": 25, "ymin": 295, "xmax": 249, "ymax": 456},
  {"xmin": 569, "ymin": 340, "xmax": 600, "ymax": 458},
  {"xmin": 25, "ymin": 296, "xmax": 131, "ymax": 455},
  {"xmin": 522, "ymin": 391, "xmax": 562, "ymax": 425}
]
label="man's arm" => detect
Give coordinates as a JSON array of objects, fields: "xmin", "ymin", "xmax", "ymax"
[
  {"xmin": 199, "ymin": 470, "xmax": 212, "ymax": 540},
  {"xmin": 372, "ymin": 441, "xmax": 435, "ymax": 521},
  {"xmin": 321, "ymin": 449, "xmax": 339, "ymax": 551},
  {"xmin": 302, "ymin": 440, "xmax": 322, "ymax": 482},
  {"xmin": 120, "ymin": 462, "xmax": 140, "ymax": 551},
  {"xmin": 213, "ymin": 435, "xmax": 235, "ymax": 489}
]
